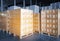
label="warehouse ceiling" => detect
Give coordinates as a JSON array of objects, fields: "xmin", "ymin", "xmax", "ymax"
[
  {"xmin": 0, "ymin": 0, "xmax": 60, "ymax": 7},
  {"xmin": 0, "ymin": 0, "xmax": 60, "ymax": 6}
]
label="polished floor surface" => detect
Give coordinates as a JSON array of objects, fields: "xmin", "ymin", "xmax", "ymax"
[{"xmin": 0, "ymin": 30, "xmax": 60, "ymax": 41}]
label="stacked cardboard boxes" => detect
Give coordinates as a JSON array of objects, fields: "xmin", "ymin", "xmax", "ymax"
[
  {"xmin": 58, "ymin": 9, "xmax": 60, "ymax": 37},
  {"xmin": 26, "ymin": 5, "xmax": 40, "ymax": 33},
  {"xmin": 41, "ymin": 10, "xmax": 46, "ymax": 34},
  {"xmin": 46, "ymin": 10, "xmax": 58, "ymax": 36},
  {"xmin": 41, "ymin": 9, "xmax": 60, "ymax": 37},
  {"xmin": 5, "ymin": 9, "xmax": 33, "ymax": 39},
  {"xmin": 33, "ymin": 13, "xmax": 40, "ymax": 33},
  {"xmin": 0, "ymin": 12, "xmax": 7, "ymax": 32}
]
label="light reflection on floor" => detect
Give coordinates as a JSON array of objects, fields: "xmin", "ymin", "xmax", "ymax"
[{"xmin": 0, "ymin": 30, "xmax": 60, "ymax": 41}]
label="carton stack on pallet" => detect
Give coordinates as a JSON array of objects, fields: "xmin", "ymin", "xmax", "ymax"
[
  {"xmin": 50, "ymin": 2, "xmax": 60, "ymax": 37},
  {"xmin": 58, "ymin": 9, "xmax": 60, "ymax": 37},
  {"xmin": 41, "ymin": 2, "xmax": 60, "ymax": 37},
  {"xmin": 0, "ymin": 12, "xmax": 7, "ymax": 32},
  {"xmin": 46, "ymin": 9, "xmax": 58, "ymax": 37},
  {"xmin": 41, "ymin": 7, "xmax": 46, "ymax": 34},
  {"xmin": 1, "ymin": 6, "xmax": 33, "ymax": 39},
  {"xmin": 9, "ymin": 9, "xmax": 33, "ymax": 38},
  {"xmin": 26, "ymin": 5, "xmax": 40, "ymax": 33}
]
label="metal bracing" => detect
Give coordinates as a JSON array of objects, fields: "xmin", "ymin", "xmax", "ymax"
[
  {"xmin": 14, "ymin": 0, "xmax": 16, "ymax": 6},
  {"xmin": 23, "ymin": 0, "xmax": 25, "ymax": 8},
  {"xmin": 30, "ymin": 0, "xmax": 32, "ymax": 6},
  {"xmin": 1, "ymin": 0, "xmax": 3, "ymax": 12}
]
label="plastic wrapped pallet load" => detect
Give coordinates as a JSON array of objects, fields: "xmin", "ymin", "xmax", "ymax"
[
  {"xmin": 50, "ymin": 2, "xmax": 60, "ymax": 9},
  {"xmin": 8, "ymin": 6, "xmax": 21, "ymax": 10},
  {"xmin": 58, "ymin": 9, "xmax": 60, "ymax": 37},
  {"xmin": 41, "ymin": 9, "xmax": 47, "ymax": 34},
  {"xmin": 51, "ymin": 2, "xmax": 60, "ymax": 9},
  {"xmin": 29, "ymin": 5, "xmax": 40, "ymax": 33},
  {"xmin": 26, "ymin": 5, "xmax": 40, "ymax": 33},
  {"xmin": 41, "ymin": 7, "xmax": 45, "ymax": 11},
  {"xmin": 50, "ymin": 9, "xmax": 60, "ymax": 37},
  {"xmin": 41, "ymin": 8, "xmax": 60, "ymax": 37},
  {"xmin": 45, "ymin": 6, "xmax": 51, "ymax": 10},
  {"xmin": 50, "ymin": 3, "xmax": 57, "ymax": 9},
  {"xmin": 55, "ymin": 2, "xmax": 60, "ymax": 9},
  {"xmin": 50, "ymin": 9, "xmax": 58, "ymax": 37},
  {"xmin": 41, "ymin": 7, "xmax": 58, "ymax": 37},
  {"xmin": 6, "ymin": 8, "xmax": 33, "ymax": 39},
  {"xmin": 26, "ymin": 5, "xmax": 39, "ymax": 13},
  {"xmin": 0, "ymin": 12, "xmax": 7, "ymax": 32},
  {"xmin": 33, "ymin": 13, "xmax": 40, "ymax": 33}
]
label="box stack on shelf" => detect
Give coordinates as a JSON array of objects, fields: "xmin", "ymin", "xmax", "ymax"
[{"xmin": 26, "ymin": 5, "xmax": 40, "ymax": 33}]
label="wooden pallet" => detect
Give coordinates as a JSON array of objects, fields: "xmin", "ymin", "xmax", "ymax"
[
  {"xmin": 20, "ymin": 33, "xmax": 33, "ymax": 39},
  {"xmin": 10, "ymin": 32, "xmax": 33, "ymax": 39}
]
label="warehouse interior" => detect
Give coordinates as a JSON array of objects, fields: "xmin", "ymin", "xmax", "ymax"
[{"xmin": 0, "ymin": 0, "xmax": 60, "ymax": 41}]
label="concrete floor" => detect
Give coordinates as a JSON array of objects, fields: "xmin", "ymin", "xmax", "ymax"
[{"xmin": 0, "ymin": 30, "xmax": 60, "ymax": 41}]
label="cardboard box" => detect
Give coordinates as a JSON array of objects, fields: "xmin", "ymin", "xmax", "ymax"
[
  {"xmin": 58, "ymin": 9, "xmax": 60, "ymax": 36},
  {"xmin": 33, "ymin": 13, "xmax": 40, "ymax": 33},
  {"xmin": 41, "ymin": 10, "xmax": 46, "ymax": 33},
  {"xmin": 41, "ymin": 9, "xmax": 60, "ymax": 37},
  {"xmin": 26, "ymin": 5, "xmax": 39, "ymax": 13},
  {"xmin": 0, "ymin": 12, "xmax": 7, "ymax": 31},
  {"xmin": 6, "ymin": 9, "xmax": 33, "ymax": 39}
]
